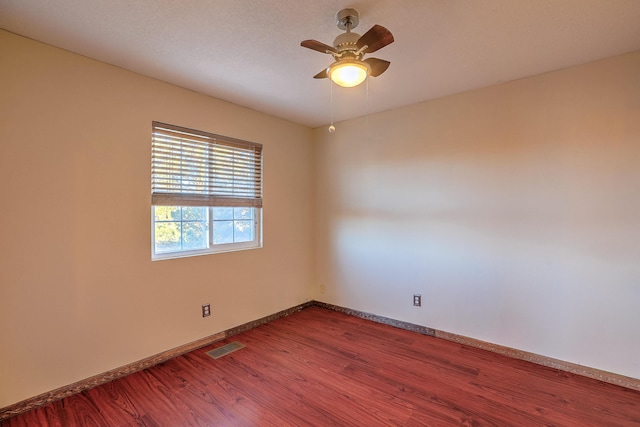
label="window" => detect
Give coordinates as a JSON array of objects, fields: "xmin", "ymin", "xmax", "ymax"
[{"xmin": 151, "ymin": 122, "xmax": 262, "ymax": 259}]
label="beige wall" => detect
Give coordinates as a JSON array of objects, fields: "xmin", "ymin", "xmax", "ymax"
[
  {"xmin": 313, "ymin": 52, "xmax": 640, "ymax": 379},
  {"xmin": 0, "ymin": 30, "xmax": 314, "ymax": 407}
]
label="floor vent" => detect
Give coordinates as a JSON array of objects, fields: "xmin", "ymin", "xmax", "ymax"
[{"xmin": 206, "ymin": 341, "xmax": 245, "ymax": 359}]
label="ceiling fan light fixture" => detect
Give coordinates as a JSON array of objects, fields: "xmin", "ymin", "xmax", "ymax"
[{"xmin": 328, "ymin": 60, "xmax": 370, "ymax": 87}]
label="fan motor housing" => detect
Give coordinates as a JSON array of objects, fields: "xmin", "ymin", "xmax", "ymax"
[{"xmin": 333, "ymin": 32, "xmax": 360, "ymax": 51}]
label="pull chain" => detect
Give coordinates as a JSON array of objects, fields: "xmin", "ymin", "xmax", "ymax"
[
  {"xmin": 328, "ymin": 79, "xmax": 335, "ymax": 132},
  {"xmin": 366, "ymin": 76, "xmax": 369, "ymax": 127}
]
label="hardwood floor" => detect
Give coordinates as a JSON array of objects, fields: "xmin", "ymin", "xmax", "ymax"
[{"xmin": 3, "ymin": 306, "xmax": 640, "ymax": 426}]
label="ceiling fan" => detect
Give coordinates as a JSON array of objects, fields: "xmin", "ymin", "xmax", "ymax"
[{"xmin": 301, "ymin": 8, "xmax": 394, "ymax": 88}]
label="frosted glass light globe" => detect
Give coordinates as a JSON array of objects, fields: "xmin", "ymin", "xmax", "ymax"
[{"xmin": 328, "ymin": 61, "xmax": 369, "ymax": 88}]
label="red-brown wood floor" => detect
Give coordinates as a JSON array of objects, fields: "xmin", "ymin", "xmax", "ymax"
[{"xmin": 3, "ymin": 307, "xmax": 640, "ymax": 426}]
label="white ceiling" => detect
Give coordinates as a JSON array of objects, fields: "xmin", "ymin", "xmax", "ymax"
[{"xmin": 2, "ymin": 0, "xmax": 640, "ymax": 128}]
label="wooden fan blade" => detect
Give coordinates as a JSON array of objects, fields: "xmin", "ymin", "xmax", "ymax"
[
  {"xmin": 364, "ymin": 58, "xmax": 390, "ymax": 77},
  {"xmin": 356, "ymin": 24, "xmax": 394, "ymax": 53},
  {"xmin": 313, "ymin": 68, "xmax": 329, "ymax": 79},
  {"xmin": 301, "ymin": 40, "xmax": 338, "ymax": 54}
]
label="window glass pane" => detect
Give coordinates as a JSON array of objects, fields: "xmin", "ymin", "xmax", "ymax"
[
  {"xmin": 155, "ymin": 222, "xmax": 181, "ymax": 253},
  {"xmin": 182, "ymin": 221, "xmax": 208, "ymax": 250},
  {"xmin": 154, "ymin": 206, "xmax": 180, "ymax": 221},
  {"xmin": 234, "ymin": 207, "xmax": 253, "ymax": 220},
  {"xmin": 234, "ymin": 220, "xmax": 254, "ymax": 242},
  {"xmin": 213, "ymin": 220, "xmax": 234, "ymax": 244},
  {"xmin": 182, "ymin": 206, "xmax": 207, "ymax": 221},
  {"xmin": 212, "ymin": 207, "xmax": 234, "ymax": 220},
  {"xmin": 153, "ymin": 205, "xmax": 259, "ymax": 259}
]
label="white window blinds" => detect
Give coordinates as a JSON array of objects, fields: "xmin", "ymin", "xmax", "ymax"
[{"xmin": 152, "ymin": 122, "xmax": 263, "ymax": 208}]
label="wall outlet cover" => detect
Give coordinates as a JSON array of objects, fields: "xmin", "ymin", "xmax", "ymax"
[
  {"xmin": 202, "ymin": 304, "xmax": 211, "ymax": 317},
  {"xmin": 413, "ymin": 294, "xmax": 422, "ymax": 307}
]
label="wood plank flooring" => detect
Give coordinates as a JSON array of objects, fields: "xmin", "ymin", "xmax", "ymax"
[{"xmin": 3, "ymin": 306, "xmax": 640, "ymax": 426}]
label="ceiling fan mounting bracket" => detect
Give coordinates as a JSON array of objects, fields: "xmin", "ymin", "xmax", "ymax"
[{"xmin": 336, "ymin": 8, "xmax": 359, "ymax": 31}]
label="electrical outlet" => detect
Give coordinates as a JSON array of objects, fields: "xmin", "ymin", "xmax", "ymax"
[
  {"xmin": 320, "ymin": 285, "xmax": 326, "ymax": 294},
  {"xmin": 202, "ymin": 303, "xmax": 211, "ymax": 317},
  {"xmin": 413, "ymin": 294, "xmax": 422, "ymax": 307}
]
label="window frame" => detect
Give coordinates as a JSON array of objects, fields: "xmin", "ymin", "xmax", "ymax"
[{"xmin": 151, "ymin": 121, "xmax": 263, "ymax": 260}]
